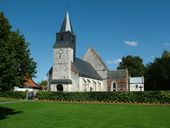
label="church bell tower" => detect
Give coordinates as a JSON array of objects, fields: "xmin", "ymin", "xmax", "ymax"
[
  {"xmin": 53, "ymin": 12, "xmax": 76, "ymax": 60},
  {"xmin": 50, "ymin": 12, "xmax": 76, "ymax": 91}
]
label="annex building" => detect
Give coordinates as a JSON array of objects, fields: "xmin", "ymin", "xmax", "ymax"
[{"xmin": 47, "ymin": 12, "xmax": 143, "ymax": 92}]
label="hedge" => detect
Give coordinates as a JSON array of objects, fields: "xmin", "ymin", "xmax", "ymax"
[
  {"xmin": 37, "ymin": 91, "xmax": 170, "ymax": 104},
  {"xmin": 0, "ymin": 91, "xmax": 26, "ymax": 99},
  {"xmin": 1, "ymin": 91, "xmax": 170, "ymax": 104}
]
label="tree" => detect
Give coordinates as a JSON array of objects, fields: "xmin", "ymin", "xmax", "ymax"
[
  {"xmin": 145, "ymin": 50, "xmax": 170, "ymax": 90},
  {"xmin": 39, "ymin": 80, "xmax": 48, "ymax": 86},
  {"xmin": 0, "ymin": 12, "xmax": 37, "ymax": 91},
  {"xmin": 117, "ymin": 55, "xmax": 145, "ymax": 77},
  {"xmin": 0, "ymin": 12, "xmax": 11, "ymax": 39}
]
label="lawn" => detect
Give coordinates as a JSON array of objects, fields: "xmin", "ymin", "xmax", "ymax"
[
  {"xmin": 0, "ymin": 101, "xmax": 170, "ymax": 128},
  {"xmin": 0, "ymin": 98, "xmax": 20, "ymax": 102}
]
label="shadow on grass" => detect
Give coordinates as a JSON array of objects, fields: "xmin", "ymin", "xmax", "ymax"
[{"xmin": 0, "ymin": 107, "xmax": 22, "ymax": 120}]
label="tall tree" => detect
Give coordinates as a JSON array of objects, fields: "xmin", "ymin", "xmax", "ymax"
[
  {"xmin": 38, "ymin": 80, "xmax": 48, "ymax": 86},
  {"xmin": 0, "ymin": 12, "xmax": 37, "ymax": 91},
  {"xmin": 145, "ymin": 50, "xmax": 170, "ymax": 90},
  {"xmin": 117, "ymin": 55, "xmax": 145, "ymax": 77},
  {"xmin": 0, "ymin": 12, "xmax": 11, "ymax": 39}
]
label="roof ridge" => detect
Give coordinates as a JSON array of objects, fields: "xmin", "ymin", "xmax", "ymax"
[
  {"xmin": 73, "ymin": 58, "xmax": 102, "ymax": 80},
  {"xmin": 89, "ymin": 48, "xmax": 108, "ymax": 70}
]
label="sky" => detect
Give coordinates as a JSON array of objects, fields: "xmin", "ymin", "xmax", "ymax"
[{"xmin": 0, "ymin": 0, "xmax": 170, "ymax": 82}]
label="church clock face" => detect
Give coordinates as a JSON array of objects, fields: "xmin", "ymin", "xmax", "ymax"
[
  {"xmin": 58, "ymin": 49, "xmax": 63, "ymax": 54},
  {"xmin": 58, "ymin": 49, "xmax": 63, "ymax": 59}
]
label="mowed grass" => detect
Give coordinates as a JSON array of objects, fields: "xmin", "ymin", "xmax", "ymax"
[
  {"xmin": 0, "ymin": 98, "xmax": 20, "ymax": 102},
  {"xmin": 0, "ymin": 101, "xmax": 170, "ymax": 128}
]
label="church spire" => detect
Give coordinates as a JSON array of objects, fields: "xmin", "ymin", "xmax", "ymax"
[
  {"xmin": 60, "ymin": 12, "xmax": 73, "ymax": 33},
  {"xmin": 54, "ymin": 11, "xmax": 76, "ymax": 61}
]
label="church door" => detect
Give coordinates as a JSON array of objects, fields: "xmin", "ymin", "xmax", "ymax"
[{"xmin": 57, "ymin": 84, "xmax": 63, "ymax": 91}]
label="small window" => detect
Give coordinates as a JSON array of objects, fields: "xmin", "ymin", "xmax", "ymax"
[
  {"xmin": 71, "ymin": 36, "xmax": 74, "ymax": 42},
  {"xmin": 60, "ymin": 34, "xmax": 64, "ymax": 41},
  {"xmin": 87, "ymin": 79, "xmax": 91, "ymax": 83},
  {"xmin": 135, "ymin": 85, "xmax": 138, "ymax": 88},
  {"xmin": 83, "ymin": 78, "xmax": 86, "ymax": 83}
]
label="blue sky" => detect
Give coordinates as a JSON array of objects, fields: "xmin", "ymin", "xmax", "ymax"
[{"xmin": 0, "ymin": 0, "xmax": 170, "ymax": 82}]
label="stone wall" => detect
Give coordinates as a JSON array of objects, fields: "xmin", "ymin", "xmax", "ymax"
[{"xmin": 52, "ymin": 48, "xmax": 73, "ymax": 80}]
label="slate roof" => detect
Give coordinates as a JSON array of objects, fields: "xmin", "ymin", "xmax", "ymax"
[
  {"xmin": 107, "ymin": 69, "xmax": 128, "ymax": 79},
  {"xmin": 50, "ymin": 79, "xmax": 72, "ymax": 84},
  {"xmin": 54, "ymin": 11, "xmax": 75, "ymax": 49},
  {"xmin": 60, "ymin": 12, "xmax": 74, "ymax": 33},
  {"xmin": 129, "ymin": 77, "xmax": 144, "ymax": 84},
  {"xmin": 72, "ymin": 58, "xmax": 102, "ymax": 80}
]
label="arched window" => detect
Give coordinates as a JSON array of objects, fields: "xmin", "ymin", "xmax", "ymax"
[
  {"xmin": 112, "ymin": 82, "xmax": 117, "ymax": 91},
  {"xmin": 113, "ymin": 83, "xmax": 116, "ymax": 88}
]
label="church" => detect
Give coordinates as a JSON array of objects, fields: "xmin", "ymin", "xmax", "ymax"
[{"xmin": 47, "ymin": 12, "xmax": 130, "ymax": 92}]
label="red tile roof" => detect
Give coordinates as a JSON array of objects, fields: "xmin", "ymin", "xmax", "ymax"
[{"xmin": 24, "ymin": 78, "xmax": 40, "ymax": 89}]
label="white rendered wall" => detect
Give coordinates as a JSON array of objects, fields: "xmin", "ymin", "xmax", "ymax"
[
  {"xmin": 49, "ymin": 48, "xmax": 74, "ymax": 91},
  {"xmin": 70, "ymin": 72, "xmax": 79, "ymax": 92},
  {"xmin": 129, "ymin": 84, "xmax": 144, "ymax": 91},
  {"xmin": 13, "ymin": 86, "xmax": 38, "ymax": 92},
  {"xmin": 79, "ymin": 77, "xmax": 103, "ymax": 92},
  {"xmin": 129, "ymin": 77, "xmax": 144, "ymax": 91}
]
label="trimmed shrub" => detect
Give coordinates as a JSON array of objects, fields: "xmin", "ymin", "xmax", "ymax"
[
  {"xmin": 37, "ymin": 91, "xmax": 170, "ymax": 104},
  {"xmin": 0, "ymin": 91, "xmax": 26, "ymax": 99}
]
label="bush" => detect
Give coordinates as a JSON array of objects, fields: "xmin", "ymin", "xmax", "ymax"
[
  {"xmin": 37, "ymin": 91, "xmax": 170, "ymax": 104},
  {"xmin": 0, "ymin": 91, "xmax": 26, "ymax": 99}
]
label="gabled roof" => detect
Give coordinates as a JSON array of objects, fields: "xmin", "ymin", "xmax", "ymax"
[
  {"xmin": 47, "ymin": 66, "xmax": 53, "ymax": 76},
  {"xmin": 108, "ymin": 69, "xmax": 128, "ymax": 79},
  {"xmin": 60, "ymin": 12, "xmax": 74, "ymax": 33},
  {"xmin": 83, "ymin": 47, "xmax": 108, "ymax": 70},
  {"xmin": 72, "ymin": 58, "xmax": 102, "ymax": 80},
  {"xmin": 129, "ymin": 77, "xmax": 144, "ymax": 84},
  {"xmin": 24, "ymin": 78, "xmax": 41, "ymax": 89}
]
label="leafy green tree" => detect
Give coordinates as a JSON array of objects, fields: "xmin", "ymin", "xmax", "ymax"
[
  {"xmin": 145, "ymin": 50, "xmax": 170, "ymax": 90},
  {"xmin": 0, "ymin": 12, "xmax": 37, "ymax": 91},
  {"xmin": 117, "ymin": 55, "xmax": 145, "ymax": 77},
  {"xmin": 39, "ymin": 80, "xmax": 48, "ymax": 86}
]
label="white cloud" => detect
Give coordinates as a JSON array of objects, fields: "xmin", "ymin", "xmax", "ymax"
[
  {"xmin": 107, "ymin": 59, "xmax": 122, "ymax": 65},
  {"xmin": 163, "ymin": 43, "xmax": 170, "ymax": 46},
  {"xmin": 124, "ymin": 40, "xmax": 138, "ymax": 47}
]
